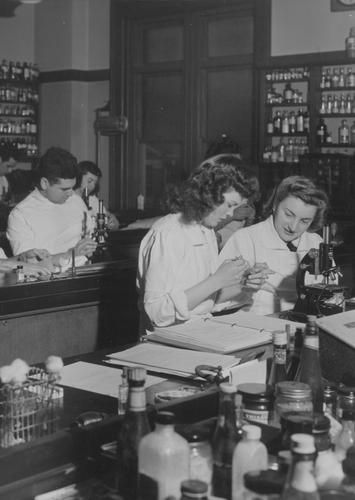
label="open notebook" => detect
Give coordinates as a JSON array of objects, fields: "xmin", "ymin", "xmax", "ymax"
[{"xmin": 146, "ymin": 311, "xmax": 303, "ymax": 354}]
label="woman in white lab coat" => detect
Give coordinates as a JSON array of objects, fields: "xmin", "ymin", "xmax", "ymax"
[
  {"xmin": 137, "ymin": 155, "xmax": 266, "ymax": 332},
  {"xmin": 219, "ymin": 176, "xmax": 329, "ymax": 315}
]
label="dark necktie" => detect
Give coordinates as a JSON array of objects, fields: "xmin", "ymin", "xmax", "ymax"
[{"xmin": 287, "ymin": 241, "xmax": 298, "ymax": 252}]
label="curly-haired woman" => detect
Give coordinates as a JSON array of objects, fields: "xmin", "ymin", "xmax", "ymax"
[{"xmin": 137, "ymin": 155, "xmax": 266, "ymax": 332}]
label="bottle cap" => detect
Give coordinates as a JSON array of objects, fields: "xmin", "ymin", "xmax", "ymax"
[
  {"xmin": 242, "ymin": 424, "xmax": 261, "ymax": 440},
  {"xmin": 155, "ymin": 411, "xmax": 175, "ymax": 426},
  {"xmin": 219, "ymin": 382, "xmax": 236, "ymax": 394},
  {"xmin": 181, "ymin": 479, "xmax": 208, "ymax": 495},
  {"xmin": 281, "ymin": 412, "xmax": 314, "ymax": 435},
  {"xmin": 276, "ymin": 381, "xmax": 311, "ymax": 399},
  {"xmin": 128, "ymin": 366, "xmax": 146, "ymax": 386},
  {"xmin": 273, "ymin": 330, "xmax": 287, "ymax": 345},
  {"xmin": 290, "ymin": 433, "xmax": 316, "ymax": 454}
]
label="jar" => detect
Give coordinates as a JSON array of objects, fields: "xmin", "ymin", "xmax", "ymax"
[
  {"xmin": 184, "ymin": 431, "xmax": 213, "ymax": 491},
  {"xmin": 337, "ymin": 386, "xmax": 355, "ymax": 419},
  {"xmin": 238, "ymin": 383, "xmax": 274, "ymax": 425},
  {"xmin": 274, "ymin": 381, "xmax": 313, "ymax": 425},
  {"xmin": 323, "ymin": 383, "xmax": 338, "ymax": 417}
]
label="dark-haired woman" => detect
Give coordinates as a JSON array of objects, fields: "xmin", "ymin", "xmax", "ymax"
[
  {"xmin": 137, "ymin": 156, "xmax": 265, "ymax": 331},
  {"xmin": 76, "ymin": 160, "xmax": 119, "ymax": 230},
  {"xmin": 219, "ymin": 176, "xmax": 330, "ymax": 315}
]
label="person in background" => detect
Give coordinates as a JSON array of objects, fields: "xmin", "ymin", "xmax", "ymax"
[
  {"xmin": 6, "ymin": 147, "xmax": 97, "ymax": 267},
  {"xmin": 137, "ymin": 155, "xmax": 267, "ymax": 333},
  {"xmin": 219, "ymin": 176, "xmax": 329, "ymax": 315},
  {"xmin": 75, "ymin": 160, "xmax": 119, "ymax": 231}
]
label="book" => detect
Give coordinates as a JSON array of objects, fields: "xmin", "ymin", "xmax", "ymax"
[
  {"xmin": 316, "ymin": 310, "xmax": 355, "ymax": 349},
  {"xmin": 106, "ymin": 343, "xmax": 241, "ymax": 379},
  {"xmin": 145, "ymin": 311, "xmax": 303, "ymax": 354}
]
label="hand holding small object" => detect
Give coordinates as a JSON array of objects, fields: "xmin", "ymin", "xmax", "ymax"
[
  {"xmin": 214, "ymin": 256, "xmax": 250, "ymax": 288},
  {"xmin": 244, "ymin": 262, "xmax": 275, "ymax": 289}
]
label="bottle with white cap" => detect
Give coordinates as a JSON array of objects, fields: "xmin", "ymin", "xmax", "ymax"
[
  {"xmin": 268, "ymin": 330, "xmax": 288, "ymax": 390},
  {"xmin": 281, "ymin": 433, "xmax": 320, "ymax": 500},
  {"xmin": 231, "ymin": 424, "xmax": 268, "ymax": 500}
]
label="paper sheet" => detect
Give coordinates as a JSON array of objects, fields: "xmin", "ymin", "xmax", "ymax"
[
  {"xmin": 316, "ymin": 310, "xmax": 355, "ymax": 349},
  {"xmin": 59, "ymin": 361, "xmax": 165, "ymax": 398}
]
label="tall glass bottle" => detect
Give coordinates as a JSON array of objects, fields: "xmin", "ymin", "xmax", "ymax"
[
  {"xmin": 281, "ymin": 433, "xmax": 320, "ymax": 500},
  {"xmin": 295, "ymin": 315, "xmax": 324, "ymax": 413},
  {"xmin": 268, "ymin": 330, "xmax": 287, "ymax": 390},
  {"xmin": 287, "ymin": 327, "xmax": 304, "ymax": 381},
  {"xmin": 138, "ymin": 411, "xmax": 190, "ymax": 500},
  {"xmin": 116, "ymin": 366, "xmax": 152, "ymax": 500},
  {"xmin": 211, "ymin": 382, "xmax": 241, "ymax": 500}
]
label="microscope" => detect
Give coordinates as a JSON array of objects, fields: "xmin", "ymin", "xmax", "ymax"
[
  {"xmin": 90, "ymin": 200, "xmax": 110, "ymax": 262},
  {"xmin": 293, "ymin": 225, "xmax": 346, "ymax": 317}
]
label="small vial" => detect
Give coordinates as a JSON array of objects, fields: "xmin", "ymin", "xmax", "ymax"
[
  {"xmin": 118, "ymin": 366, "xmax": 129, "ymax": 415},
  {"xmin": 16, "ymin": 265, "xmax": 24, "ymax": 283}
]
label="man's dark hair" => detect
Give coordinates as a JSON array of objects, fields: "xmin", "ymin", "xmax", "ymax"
[{"xmin": 34, "ymin": 147, "xmax": 78, "ymax": 186}]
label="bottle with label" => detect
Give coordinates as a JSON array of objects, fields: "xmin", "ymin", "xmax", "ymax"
[
  {"xmin": 281, "ymin": 433, "xmax": 320, "ymax": 500},
  {"xmin": 284, "ymin": 83, "xmax": 293, "ymax": 103},
  {"xmin": 350, "ymin": 121, "xmax": 355, "ymax": 145},
  {"xmin": 268, "ymin": 330, "xmax": 287, "ymax": 391},
  {"xmin": 211, "ymin": 382, "xmax": 241, "ymax": 500},
  {"xmin": 339, "ymin": 119, "xmax": 350, "ymax": 145},
  {"xmin": 273, "ymin": 111, "xmax": 282, "ymax": 133},
  {"xmin": 138, "ymin": 411, "xmax": 190, "ymax": 500},
  {"xmin": 346, "ymin": 27, "xmax": 355, "ymax": 58},
  {"xmin": 316, "ymin": 118, "xmax": 327, "ymax": 145},
  {"xmin": 117, "ymin": 366, "xmax": 129, "ymax": 416},
  {"xmin": 116, "ymin": 367, "xmax": 152, "ymax": 500},
  {"xmin": 295, "ymin": 315, "xmax": 324, "ymax": 413},
  {"xmin": 232, "ymin": 424, "xmax": 268, "ymax": 500}
]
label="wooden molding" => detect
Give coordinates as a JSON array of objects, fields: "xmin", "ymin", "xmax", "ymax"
[{"xmin": 40, "ymin": 69, "xmax": 110, "ymax": 84}]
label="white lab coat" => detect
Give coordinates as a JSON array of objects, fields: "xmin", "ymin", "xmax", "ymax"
[
  {"xmin": 137, "ymin": 213, "xmax": 220, "ymax": 330},
  {"xmin": 219, "ymin": 215, "xmax": 323, "ymax": 315},
  {"xmin": 7, "ymin": 189, "xmax": 92, "ymax": 256}
]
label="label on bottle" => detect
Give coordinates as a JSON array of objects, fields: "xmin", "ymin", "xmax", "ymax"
[
  {"xmin": 138, "ymin": 473, "xmax": 159, "ymax": 500},
  {"xmin": 303, "ymin": 336, "xmax": 319, "ymax": 350},
  {"xmin": 274, "ymin": 346, "xmax": 287, "ymax": 364},
  {"xmin": 243, "ymin": 408, "xmax": 269, "ymax": 425},
  {"xmin": 129, "ymin": 388, "xmax": 146, "ymax": 411}
]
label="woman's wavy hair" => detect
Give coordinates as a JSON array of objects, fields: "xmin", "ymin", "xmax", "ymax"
[
  {"xmin": 263, "ymin": 175, "xmax": 329, "ymax": 232},
  {"xmin": 165, "ymin": 154, "xmax": 259, "ymax": 223}
]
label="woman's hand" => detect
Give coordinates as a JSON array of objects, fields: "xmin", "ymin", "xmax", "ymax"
[
  {"xmin": 74, "ymin": 237, "xmax": 98, "ymax": 258},
  {"xmin": 213, "ymin": 257, "xmax": 250, "ymax": 289},
  {"xmin": 22, "ymin": 261, "xmax": 54, "ymax": 279},
  {"xmin": 244, "ymin": 262, "xmax": 275, "ymax": 290},
  {"xmin": 106, "ymin": 212, "xmax": 120, "ymax": 231}
]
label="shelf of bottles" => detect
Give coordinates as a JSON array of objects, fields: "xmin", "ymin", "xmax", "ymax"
[
  {"xmin": 0, "ymin": 59, "xmax": 39, "ymax": 162},
  {"xmin": 262, "ymin": 67, "xmax": 310, "ymax": 164},
  {"xmin": 316, "ymin": 64, "xmax": 355, "ymax": 152}
]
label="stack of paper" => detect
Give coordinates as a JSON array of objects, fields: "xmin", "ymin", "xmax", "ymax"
[
  {"xmin": 145, "ymin": 311, "xmax": 302, "ymax": 354},
  {"xmin": 106, "ymin": 343, "xmax": 241, "ymax": 379}
]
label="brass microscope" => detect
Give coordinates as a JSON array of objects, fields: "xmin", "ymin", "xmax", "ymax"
[{"xmin": 293, "ymin": 226, "xmax": 346, "ymax": 317}]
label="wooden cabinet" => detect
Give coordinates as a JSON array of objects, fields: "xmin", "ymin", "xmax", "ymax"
[{"xmin": 110, "ymin": 0, "xmax": 271, "ymax": 212}]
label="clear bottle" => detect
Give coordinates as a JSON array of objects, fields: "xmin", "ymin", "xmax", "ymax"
[
  {"xmin": 335, "ymin": 411, "xmax": 355, "ymax": 462},
  {"xmin": 281, "ymin": 433, "xmax": 320, "ymax": 500},
  {"xmin": 232, "ymin": 424, "xmax": 268, "ymax": 500},
  {"xmin": 316, "ymin": 119, "xmax": 327, "ymax": 146},
  {"xmin": 268, "ymin": 330, "xmax": 288, "ymax": 391},
  {"xmin": 296, "ymin": 109, "xmax": 304, "ymax": 133},
  {"xmin": 339, "ymin": 119, "xmax": 350, "ymax": 145},
  {"xmin": 184, "ymin": 430, "xmax": 213, "ymax": 492},
  {"xmin": 275, "ymin": 382, "xmax": 313, "ymax": 426},
  {"xmin": 138, "ymin": 411, "xmax": 190, "ymax": 500},
  {"xmin": 212, "ymin": 382, "xmax": 241, "ymax": 500},
  {"xmin": 116, "ymin": 366, "xmax": 152, "ymax": 500},
  {"xmin": 313, "ymin": 413, "xmax": 344, "ymax": 491},
  {"xmin": 296, "ymin": 315, "xmax": 324, "ymax": 413}
]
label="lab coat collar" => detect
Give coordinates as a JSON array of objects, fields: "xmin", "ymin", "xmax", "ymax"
[{"xmin": 262, "ymin": 215, "xmax": 307, "ymax": 251}]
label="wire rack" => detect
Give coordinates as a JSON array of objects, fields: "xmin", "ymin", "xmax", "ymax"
[{"xmin": 0, "ymin": 367, "xmax": 63, "ymax": 448}]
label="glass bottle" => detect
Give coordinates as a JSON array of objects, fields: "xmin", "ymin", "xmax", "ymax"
[
  {"xmin": 316, "ymin": 118, "xmax": 327, "ymax": 146},
  {"xmin": 117, "ymin": 366, "xmax": 129, "ymax": 416},
  {"xmin": 313, "ymin": 413, "xmax": 344, "ymax": 491},
  {"xmin": 350, "ymin": 121, "xmax": 355, "ymax": 145},
  {"xmin": 287, "ymin": 327, "xmax": 304, "ymax": 381},
  {"xmin": 341, "ymin": 446, "xmax": 355, "ymax": 494},
  {"xmin": 268, "ymin": 330, "xmax": 287, "ymax": 390},
  {"xmin": 346, "ymin": 27, "xmax": 355, "ymax": 59},
  {"xmin": 296, "ymin": 109, "xmax": 304, "ymax": 133},
  {"xmin": 232, "ymin": 424, "xmax": 268, "ymax": 500},
  {"xmin": 335, "ymin": 411, "xmax": 355, "ymax": 462},
  {"xmin": 284, "ymin": 83, "xmax": 294, "ymax": 103},
  {"xmin": 138, "ymin": 411, "xmax": 190, "ymax": 500},
  {"xmin": 273, "ymin": 111, "xmax": 282, "ymax": 133},
  {"xmin": 281, "ymin": 433, "xmax": 320, "ymax": 500},
  {"xmin": 339, "ymin": 119, "xmax": 350, "ymax": 145},
  {"xmin": 296, "ymin": 315, "xmax": 324, "ymax": 413},
  {"xmin": 275, "ymin": 382, "xmax": 313, "ymax": 425},
  {"xmin": 184, "ymin": 429, "xmax": 213, "ymax": 492},
  {"xmin": 116, "ymin": 366, "xmax": 152, "ymax": 500},
  {"xmin": 279, "ymin": 412, "xmax": 314, "ymax": 452},
  {"xmin": 211, "ymin": 382, "xmax": 241, "ymax": 500}
]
